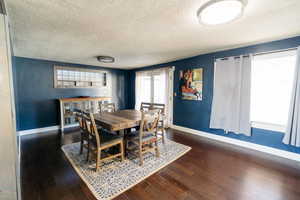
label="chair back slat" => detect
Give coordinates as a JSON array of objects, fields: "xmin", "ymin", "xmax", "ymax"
[
  {"xmin": 151, "ymin": 103, "xmax": 165, "ymax": 115},
  {"xmin": 140, "ymin": 102, "xmax": 152, "ymax": 112},
  {"xmin": 140, "ymin": 102, "xmax": 165, "ymax": 115}
]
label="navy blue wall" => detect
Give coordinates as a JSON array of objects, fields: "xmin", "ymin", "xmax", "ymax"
[
  {"xmin": 13, "ymin": 36, "xmax": 300, "ymax": 153},
  {"xmin": 13, "ymin": 57, "xmax": 129, "ymax": 131},
  {"xmin": 128, "ymin": 36, "xmax": 300, "ymax": 154}
]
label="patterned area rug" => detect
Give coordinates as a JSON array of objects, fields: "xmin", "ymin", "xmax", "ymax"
[{"xmin": 62, "ymin": 140, "xmax": 191, "ymax": 200}]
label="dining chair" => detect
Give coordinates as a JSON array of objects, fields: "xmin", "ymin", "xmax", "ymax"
[
  {"xmin": 140, "ymin": 102, "xmax": 166, "ymax": 144},
  {"xmin": 151, "ymin": 103, "xmax": 166, "ymax": 144},
  {"xmin": 126, "ymin": 109, "xmax": 161, "ymax": 166},
  {"xmin": 99, "ymin": 102, "xmax": 116, "ymax": 113},
  {"xmin": 75, "ymin": 112, "xmax": 90, "ymax": 161},
  {"xmin": 85, "ymin": 113, "xmax": 124, "ymax": 172}
]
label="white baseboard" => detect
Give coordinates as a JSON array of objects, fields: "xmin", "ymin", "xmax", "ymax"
[
  {"xmin": 18, "ymin": 124, "xmax": 79, "ymax": 136},
  {"xmin": 171, "ymin": 124, "xmax": 300, "ymax": 164}
]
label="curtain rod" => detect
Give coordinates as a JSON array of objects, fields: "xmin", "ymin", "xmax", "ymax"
[
  {"xmin": 215, "ymin": 47, "xmax": 298, "ymax": 61},
  {"xmin": 135, "ymin": 66, "xmax": 175, "ymax": 73}
]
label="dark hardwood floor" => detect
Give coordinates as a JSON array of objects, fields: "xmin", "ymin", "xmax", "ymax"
[{"xmin": 21, "ymin": 128, "xmax": 300, "ymax": 200}]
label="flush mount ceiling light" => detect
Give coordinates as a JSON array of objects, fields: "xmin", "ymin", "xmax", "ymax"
[
  {"xmin": 197, "ymin": 0, "xmax": 247, "ymax": 25},
  {"xmin": 97, "ymin": 56, "xmax": 115, "ymax": 63}
]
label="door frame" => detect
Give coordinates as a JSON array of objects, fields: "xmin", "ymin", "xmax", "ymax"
[
  {"xmin": 168, "ymin": 66, "xmax": 175, "ymax": 126},
  {"xmin": 0, "ymin": 13, "xmax": 21, "ymax": 200},
  {"xmin": 135, "ymin": 66, "xmax": 175, "ymax": 126}
]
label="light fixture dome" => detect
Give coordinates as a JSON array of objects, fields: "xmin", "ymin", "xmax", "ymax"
[
  {"xmin": 197, "ymin": 0, "xmax": 247, "ymax": 25},
  {"xmin": 97, "ymin": 56, "xmax": 115, "ymax": 63}
]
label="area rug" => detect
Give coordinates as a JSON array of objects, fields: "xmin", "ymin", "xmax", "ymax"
[{"xmin": 62, "ymin": 140, "xmax": 191, "ymax": 200}]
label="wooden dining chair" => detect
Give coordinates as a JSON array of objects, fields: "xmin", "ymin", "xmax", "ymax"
[
  {"xmin": 85, "ymin": 113, "xmax": 124, "ymax": 172},
  {"xmin": 75, "ymin": 112, "xmax": 90, "ymax": 161},
  {"xmin": 126, "ymin": 109, "xmax": 161, "ymax": 166},
  {"xmin": 99, "ymin": 102, "xmax": 116, "ymax": 113},
  {"xmin": 140, "ymin": 102, "xmax": 166, "ymax": 144},
  {"xmin": 151, "ymin": 103, "xmax": 166, "ymax": 144}
]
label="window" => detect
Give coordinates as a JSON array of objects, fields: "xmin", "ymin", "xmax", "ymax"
[
  {"xmin": 54, "ymin": 66, "xmax": 108, "ymax": 89},
  {"xmin": 139, "ymin": 73, "xmax": 152, "ymax": 103},
  {"xmin": 251, "ymin": 50, "xmax": 297, "ymax": 131},
  {"xmin": 135, "ymin": 67, "xmax": 174, "ymax": 126},
  {"xmin": 153, "ymin": 71, "xmax": 168, "ymax": 104},
  {"xmin": 135, "ymin": 70, "xmax": 168, "ymax": 107}
]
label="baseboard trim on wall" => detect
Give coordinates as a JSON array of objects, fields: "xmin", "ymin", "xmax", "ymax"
[
  {"xmin": 18, "ymin": 124, "xmax": 79, "ymax": 136},
  {"xmin": 171, "ymin": 124, "xmax": 300, "ymax": 164}
]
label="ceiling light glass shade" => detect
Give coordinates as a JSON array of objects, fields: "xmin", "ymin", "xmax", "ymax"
[
  {"xmin": 97, "ymin": 56, "xmax": 115, "ymax": 63},
  {"xmin": 198, "ymin": 0, "xmax": 246, "ymax": 25}
]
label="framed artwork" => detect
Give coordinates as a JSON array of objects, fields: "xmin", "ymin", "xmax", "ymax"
[{"xmin": 179, "ymin": 68, "xmax": 203, "ymax": 100}]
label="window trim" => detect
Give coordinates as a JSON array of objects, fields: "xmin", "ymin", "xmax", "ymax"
[
  {"xmin": 251, "ymin": 121, "xmax": 286, "ymax": 133},
  {"xmin": 250, "ymin": 49, "xmax": 297, "ymax": 132}
]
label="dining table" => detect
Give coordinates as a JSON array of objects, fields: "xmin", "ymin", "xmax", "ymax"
[
  {"xmin": 93, "ymin": 109, "xmax": 142, "ymax": 132},
  {"xmin": 93, "ymin": 109, "xmax": 142, "ymax": 156}
]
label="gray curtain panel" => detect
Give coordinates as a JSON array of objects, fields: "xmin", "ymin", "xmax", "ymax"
[
  {"xmin": 210, "ymin": 55, "xmax": 252, "ymax": 136},
  {"xmin": 283, "ymin": 47, "xmax": 300, "ymax": 147}
]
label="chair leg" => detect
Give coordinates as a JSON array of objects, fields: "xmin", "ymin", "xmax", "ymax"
[
  {"xmin": 120, "ymin": 141, "xmax": 125, "ymax": 161},
  {"xmin": 161, "ymin": 128, "xmax": 165, "ymax": 144},
  {"xmin": 161, "ymin": 120, "xmax": 166, "ymax": 144},
  {"xmin": 96, "ymin": 149, "xmax": 101, "ymax": 172},
  {"xmin": 86, "ymin": 139, "xmax": 90, "ymax": 162},
  {"xmin": 79, "ymin": 138, "xmax": 83, "ymax": 154},
  {"xmin": 139, "ymin": 145, "xmax": 143, "ymax": 166},
  {"xmin": 155, "ymin": 141, "xmax": 160, "ymax": 157}
]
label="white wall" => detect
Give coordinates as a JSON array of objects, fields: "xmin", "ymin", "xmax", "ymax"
[{"xmin": 0, "ymin": 13, "xmax": 20, "ymax": 200}]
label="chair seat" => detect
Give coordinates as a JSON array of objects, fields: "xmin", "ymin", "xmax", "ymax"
[
  {"xmin": 90, "ymin": 129, "xmax": 123, "ymax": 147},
  {"xmin": 127, "ymin": 131, "xmax": 157, "ymax": 143}
]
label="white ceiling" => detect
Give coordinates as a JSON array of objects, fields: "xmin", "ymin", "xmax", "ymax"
[{"xmin": 6, "ymin": 0, "xmax": 300, "ymax": 69}]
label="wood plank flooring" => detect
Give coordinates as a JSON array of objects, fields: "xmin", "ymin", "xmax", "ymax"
[{"xmin": 21, "ymin": 128, "xmax": 300, "ymax": 200}]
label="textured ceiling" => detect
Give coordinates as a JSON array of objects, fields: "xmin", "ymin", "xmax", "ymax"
[{"xmin": 6, "ymin": 0, "xmax": 300, "ymax": 69}]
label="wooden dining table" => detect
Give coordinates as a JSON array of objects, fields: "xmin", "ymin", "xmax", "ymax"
[{"xmin": 93, "ymin": 109, "xmax": 142, "ymax": 132}]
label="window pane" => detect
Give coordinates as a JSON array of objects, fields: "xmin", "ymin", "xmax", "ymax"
[
  {"xmin": 140, "ymin": 75, "xmax": 151, "ymax": 103},
  {"xmin": 57, "ymin": 69, "xmax": 63, "ymax": 75},
  {"xmin": 153, "ymin": 73, "xmax": 166, "ymax": 104},
  {"xmin": 251, "ymin": 51, "xmax": 296, "ymax": 126},
  {"xmin": 55, "ymin": 66, "xmax": 108, "ymax": 88}
]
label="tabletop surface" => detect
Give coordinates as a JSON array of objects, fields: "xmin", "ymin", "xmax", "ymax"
[{"xmin": 93, "ymin": 109, "xmax": 142, "ymax": 131}]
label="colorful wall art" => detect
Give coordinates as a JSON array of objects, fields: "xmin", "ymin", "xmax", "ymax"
[{"xmin": 179, "ymin": 68, "xmax": 203, "ymax": 100}]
